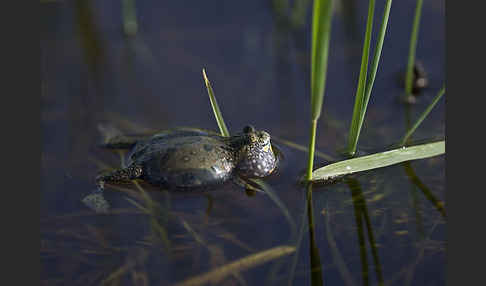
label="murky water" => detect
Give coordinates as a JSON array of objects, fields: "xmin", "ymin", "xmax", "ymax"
[{"xmin": 41, "ymin": 0, "xmax": 445, "ymax": 285}]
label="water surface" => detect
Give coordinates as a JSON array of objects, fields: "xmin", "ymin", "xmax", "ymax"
[{"xmin": 41, "ymin": 1, "xmax": 445, "ymax": 285}]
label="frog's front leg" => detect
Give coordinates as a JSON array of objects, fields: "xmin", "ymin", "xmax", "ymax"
[
  {"xmin": 232, "ymin": 176, "xmax": 264, "ymax": 195},
  {"xmin": 95, "ymin": 164, "xmax": 143, "ymax": 189},
  {"xmin": 82, "ymin": 164, "xmax": 143, "ymax": 213}
]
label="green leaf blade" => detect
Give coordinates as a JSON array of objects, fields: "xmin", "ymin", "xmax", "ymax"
[
  {"xmin": 405, "ymin": 0, "xmax": 424, "ymax": 94},
  {"xmin": 360, "ymin": 0, "xmax": 393, "ymax": 128},
  {"xmin": 202, "ymin": 69, "xmax": 230, "ymax": 137},
  {"xmin": 312, "ymin": 141, "xmax": 445, "ymax": 182},
  {"xmin": 310, "ymin": 0, "xmax": 334, "ymax": 121},
  {"xmin": 347, "ymin": 0, "xmax": 376, "ymax": 156},
  {"xmin": 400, "ymin": 86, "xmax": 445, "ymax": 146},
  {"xmin": 306, "ymin": 0, "xmax": 334, "ymax": 181}
]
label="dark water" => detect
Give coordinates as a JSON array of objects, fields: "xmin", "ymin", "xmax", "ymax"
[{"xmin": 41, "ymin": 0, "xmax": 445, "ymax": 285}]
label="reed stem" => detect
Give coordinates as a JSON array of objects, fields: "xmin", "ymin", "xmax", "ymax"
[
  {"xmin": 405, "ymin": 0, "xmax": 424, "ymax": 94},
  {"xmin": 347, "ymin": 0, "xmax": 376, "ymax": 156},
  {"xmin": 400, "ymin": 86, "xmax": 445, "ymax": 146},
  {"xmin": 306, "ymin": 120, "xmax": 318, "ymax": 180}
]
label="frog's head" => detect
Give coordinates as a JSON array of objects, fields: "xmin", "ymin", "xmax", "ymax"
[{"xmin": 235, "ymin": 125, "xmax": 277, "ymax": 178}]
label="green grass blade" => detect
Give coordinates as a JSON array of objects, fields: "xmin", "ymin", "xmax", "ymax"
[
  {"xmin": 405, "ymin": 0, "xmax": 424, "ymax": 94},
  {"xmin": 310, "ymin": 0, "xmax": 333, "ymax": 120},
  {"xmin": 359, "ymin": 0, "xmax": 393, "ymax": 129},
  {"xmin": 347, "ymin": 0, "xmax": 376, "ymax": 156},
  {"xmin": 312, "ymin": 141, "xmax": 445, "ymax": 182},
  {"xmin": 306, "ymin": 120, "xmax": 318, "ymax": 180},
  {"xmin": 202, "ymin": 69, "xmax": 230, "ymax": 137},
  {"xmin": 400, "ymin": 86, "xmax": 445, "ymax": 146},
  {"xmin": 307, "ymin": 0, "xmax": 334, "ymax": 180},
  {"xmin": 201, "ymin": 70, "xmax": 299, "ymax": 272}
]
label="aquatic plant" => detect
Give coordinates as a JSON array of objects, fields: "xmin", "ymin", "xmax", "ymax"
[
  {"xmin": 312, "ymin": 141, "xmax": 445, "ymax": 182},
  {"xmin": 347, "ymin": 0, "xmax": 376, "ymax": 156},
  {"xmin": 202, "ymin": 69, "xmax": 230, "ymax": 137},
  {"xmin": 347, "ymin": 0, "xmax": 393, "ymax": 156},
  {"xmin": 312, "ymin": 85, "xmax": 446, "ymax": 183},
  {"xmin": 306, "ymin": 0, "xmax": 334, "ymax": 181},
  {"xmin": 202, "ymin": 68, "xmax": 297, "ymax": 241},
  {"xmin": 304, "ymin": 0, "xmax": 444, "ymax": 183},
  {"xmin": 400, "ymin": 86, "xmax": 445, "ymax": 146},
  {"xmin": 405, "ymin": 0, "xmax": 424, "ymax": 95},
  {"xmin": 41, "ymin": 1, "xmax": 445, "ymax": 284}
]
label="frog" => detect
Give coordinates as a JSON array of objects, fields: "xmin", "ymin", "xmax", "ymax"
[{"xmin": 82, "ymin": 125, "xmax": 278, "ymax": 212}]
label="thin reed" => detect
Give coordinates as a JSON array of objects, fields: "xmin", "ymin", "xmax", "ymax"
[
  {"xmin": 202, "ymin": 69, "xmax": 230, "ymax": 137},
  {"xmin": 405, "ymin": 0, "xmax": 424, "ymax": 94},
  {"xmin": 347, "ymin": 0, "xmax": 375, "ymax": 156},
  {"xmin": 358, "ymin": 0, "xmax": 393, "ymax": 140},
  {"xmin": 347, "ymin": 0, "xmax": 393, "ymax": 156},
  {"xmin": 306, "ymin": 0, "xmax": 334, "ymax": 180},
  {"xmin": 400, "ymin": 86, "xmax": 445, "ymax": 146}
]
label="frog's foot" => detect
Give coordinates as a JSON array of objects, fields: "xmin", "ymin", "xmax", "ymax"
[
  {"xmin": 232, "ymin": 176, "xmax": 265, "ymax": 194},
  {"xmin": 83, "ymin": 164, "xmax": 143, "ymax": 212},
  {"xmin": 95, "ymin": 164, "xmax": 143, "ymax": 186},
  {"xmin": 82, "ymin": 189, "xmax": 110, "ymax": 213}
]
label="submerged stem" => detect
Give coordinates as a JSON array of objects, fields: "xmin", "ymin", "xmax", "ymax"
[{"xmin": 307, "ymin": 184, "xmax": 324, "ymax": 285}]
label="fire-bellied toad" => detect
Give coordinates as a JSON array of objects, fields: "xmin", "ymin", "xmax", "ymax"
[{"xmin": 82, "ymin": 126, "xmax": 277, "ymax": 212}]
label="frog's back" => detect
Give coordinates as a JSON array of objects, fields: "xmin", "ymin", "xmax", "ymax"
[
  {"xmin": 127, "ymin": 129, "xmax": 215, "ymax": 164},
  {"xmin": 128, "ymin": 131, "xmax": 236, "ymax": 189}
]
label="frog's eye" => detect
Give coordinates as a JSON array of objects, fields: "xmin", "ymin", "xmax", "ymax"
[
  {"xmin": 243, "ymin": 125, "xmax": 255, "ymax": 134},
  {"xmin": 257, "ymin": 131, "xmax": 271, "ymax": 145},
  {"xmin": 248, "ymin": 133, "xmax": 258, "ymax": 143}
]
